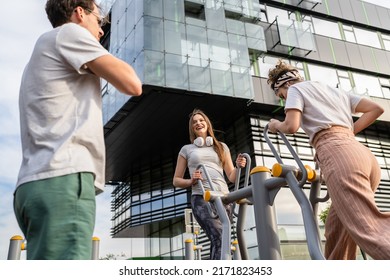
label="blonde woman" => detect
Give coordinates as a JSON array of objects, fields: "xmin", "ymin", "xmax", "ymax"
[
  {"xmin": 267, "ymin": 59, "xmax": 389, "ymax": 259},
  {"xmin": 173, "ymin": 109, "xmax": 246, "ymax": 260}
]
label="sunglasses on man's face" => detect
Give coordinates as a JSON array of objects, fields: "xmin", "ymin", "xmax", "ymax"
[{"xmin": 85, "ymin": 8, "xmax": 107, "ymax": 27}]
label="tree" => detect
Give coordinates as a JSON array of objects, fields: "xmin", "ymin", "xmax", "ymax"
[
  {"xmin": 319, "ymin": 204, "xmax": 330, "ymax": 225},
  {"xmin": 100, "ymin": 252, "xmax": 127, "ymax": 260}
]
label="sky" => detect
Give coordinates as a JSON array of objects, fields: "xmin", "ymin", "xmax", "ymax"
[{"xmin": 0, "ymin": 0, "xmax": 389, "ymax": 260}]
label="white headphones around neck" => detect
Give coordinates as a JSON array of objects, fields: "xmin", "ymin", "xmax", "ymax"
[{"xmin": 194, "ymin": 136, "xmax": 213, "ymax": 147}]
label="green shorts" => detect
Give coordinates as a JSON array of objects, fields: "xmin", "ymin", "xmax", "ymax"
[{"xmin": 14, "ymin": 173, "xmax": 96, "ymax": 260}]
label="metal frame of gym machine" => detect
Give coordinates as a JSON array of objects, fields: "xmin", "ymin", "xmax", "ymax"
[{"xmin": 195, "ymin": 124, "xmax": 328, "ymax": 260}]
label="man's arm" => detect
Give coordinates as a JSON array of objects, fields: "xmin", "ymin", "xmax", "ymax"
[{"xmin": 86, "ymin": 54, "xmax": 142, "ymax": 96}]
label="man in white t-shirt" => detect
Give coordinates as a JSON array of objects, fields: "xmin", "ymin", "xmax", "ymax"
[{"xmin": 14, "ymin": 0, "xmax": 142, "ymax": 260}]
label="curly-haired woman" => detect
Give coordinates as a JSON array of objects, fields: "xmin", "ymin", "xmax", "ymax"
[{"xmin": 267, "ymin": 59, "xmax": 389, "ymax": 260}]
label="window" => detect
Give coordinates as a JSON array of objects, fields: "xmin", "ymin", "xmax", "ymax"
[
  {"xmin": 342, "ymin": 24, "xmax": 356, "ymax": 43},
  {"xmin": 353, "ymin": 73, "xmax": 382, "ymax": 98},
  {"xmin": 354, "ymin": 27, "xmax": 381, "ymax": 49},
  {"xmin": 307, "ymin": 64, "xmax": 338, "ymax": 87},
  {"xmin": 266, "ymin": 6, "xmax": 290, "ymax": 24},
  {"xmin": 380, "ymin": 78, "xmax": 390, "ymax": 99},
  {"xmin": 381, "ymin": 34, "xmax": 390, "ymax": 51},
  {"xmin": 311, "ymin": 17, "xmax": 341, "ymax": 40},
  {"xmin": 258, "ymin": 56, "xmax": 281, "ymax": 78},
  {"xmin": 337, "ymin": 70, "xmax": 352, "ymax": 92}
]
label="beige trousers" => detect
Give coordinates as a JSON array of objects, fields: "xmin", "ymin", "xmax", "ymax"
[{"xmin": 313, "ymin": 126, "xmax": 390, "ymax": 260}]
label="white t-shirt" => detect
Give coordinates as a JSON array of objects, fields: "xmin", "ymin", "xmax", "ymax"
[
  {"xmin": 179, "ymin": 142, "xmax": 230, "ymax": 195},
  {"xmin": 285, "ymin": 81, "xmax": 363, "ymax": 144},
  {"xmin": 17, "ymin": 23, "xmax": 110, "ymax": 193}
]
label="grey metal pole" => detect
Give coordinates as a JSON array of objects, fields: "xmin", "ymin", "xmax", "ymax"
[
  {"xmin": 309, "ymin": 175, "xmax": 322, "ymax": 228},
  {"xmin": 285, "ymin": 172, "xmax": 325, "ymax": 260},
  {"xmin": 222, "ymin": 177, "xmax": 286, "ymax": 205},
  {"xmin": 91, "ymin": 236, "xmax": 100, "ymax": 260},
  {"xmin": 194, "ymin": 245, "xmax": 202, "ymax": 260},
  {"xmin": 198, "ymin": 164, "xmax": 231, "ymax": 260},
  {"xmin": 185, "ymin": 239, "xmax": 194, "ymax": 260},
  {"xmin": 264, "ymin": 124, "xmax": 325, "ymax": 260},
  {"xmin": 251, "ymin": 167, "xmax": 282, "ymax": 260},
  {"xmin": 236, "ymin": 202, "xmax": 250, "ymax": 260},
  {"xmin": 7, "ymin": 235, "xmax": 24, "ymax": 260},
  {"xmin": 214, "ymin": 196, "xmax": 232, "ymax": 260}
]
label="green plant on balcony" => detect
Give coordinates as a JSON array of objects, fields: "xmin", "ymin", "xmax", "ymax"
[{"xmin": 319, "ymin": 203, "xmax": 330, "ymax": 225}]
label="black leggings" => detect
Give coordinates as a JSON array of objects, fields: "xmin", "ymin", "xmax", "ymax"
[{"xmin": 191, "ymin": 195, "xmax": 232, "ymax": 260}]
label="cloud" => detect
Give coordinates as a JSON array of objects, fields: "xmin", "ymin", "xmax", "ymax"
[{"xmin": 0, "ymin": 135, "xmax": 21, "ymax": 180}]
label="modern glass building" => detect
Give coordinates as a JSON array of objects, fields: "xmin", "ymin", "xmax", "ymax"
[{"xmin": 101, "ymin": 0, "xmax": 390, "ymax": 259}]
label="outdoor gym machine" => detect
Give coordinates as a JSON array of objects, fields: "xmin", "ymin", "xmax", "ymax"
[{"xmin": 197, "ymin": 124, "xmax": 327, "ymax": 260}]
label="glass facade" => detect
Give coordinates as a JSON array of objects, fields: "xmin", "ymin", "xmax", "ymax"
[
  {"xmin": 110, "ymin": 160, "xmax": 190, "ymax": 236},
  {"xmin": 103, "ymin": 0, "xmax": 268, "ymax": 123},
  {"xmin": 102, "ymin": 0, "xmax": 390, "ymax": 260}
]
